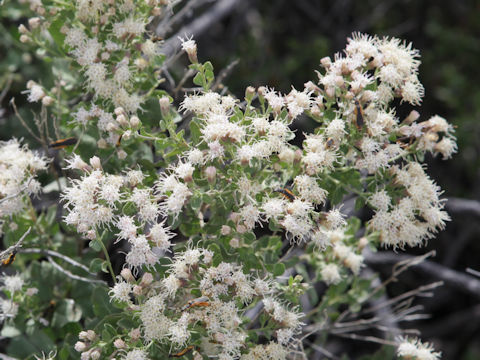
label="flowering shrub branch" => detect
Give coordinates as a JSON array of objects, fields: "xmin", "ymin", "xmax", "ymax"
[{"xmin": 0, "ymin": 0, "xmax": 457, "ymax": 359}]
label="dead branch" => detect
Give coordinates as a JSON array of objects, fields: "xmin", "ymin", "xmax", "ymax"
[
  {"xmin": 364, "ymin": 250, "xmax": 480, "ymax": 298},
  {"xmin": 161, "ymin": 0, "xmax": 242, "ymax": 58},
  {"xmin": 445, "ymin": 197, "xmax": 480, "ymax": 217},
  {"xmin": 0, "ymin": 227, "xmax": 31, "ymax": 261}
]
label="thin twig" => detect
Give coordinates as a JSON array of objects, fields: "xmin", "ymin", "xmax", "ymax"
[
  {"xmin": 212, "ymin": 59, "xmax": 240, "ymax": 91},
  {"xmin": 20, "ymin": 248, "xmax": 96, "ymax": 276},
  {"xmin": 9, "ymin": 98, "xmax": 43, "ymax": 143},
  {"xmin": 161, "ymin": 0, "xmax": 242, "ymax": 58},
  {"xmin": 0, "ymin": 75, "xmax": 13, "ymax": 104},
  {"xmin": 0, "ymin": 227, "xmax": 31, "ymax": 261},
  {"xmin": 47, "ymin": 256, "xmax": 106, "ymax": 285},
  {"xmin": 332, "ymin": 333, "xmax": 398, "ymax": 346},
  {"xmin": 304, "ymin": 340, "xmax": 340, "ymax": 360},
  {"xmin": 156, "ymin": 0, "xmax": 211, "ymax": 37},
  {"xmin": 365, "ymin": 250, "xmax": 480, "ymax": 298}
]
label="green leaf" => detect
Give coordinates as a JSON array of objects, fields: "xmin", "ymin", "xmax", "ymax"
[
  {"xmin": 89, "ymin": 258, "xmax": 103, "ymax": 273},
  {"xmin": 193, "ymin": 72, "xmax": 204, "ymax": 86},
  {"xmin": 89, "ymin": 239, "xmax": 102, "ymax": 252},
  {"xmin": 91, "ymin": 287, "xmax": 112, "ymax": 317},
  {"xmin": 272, "ymin": 263, "xmax": 286, "ymax": 276},
  {"xmin": 355, "ymin": 196, "xmax": 366, "ymax": 211},
  {"xmin": 48, "ymin": 18, "xmax": 66, "ymax": 48},
  {"xmin": 204, "ymin": 61, "xmax": 214, "ymax": 72}
]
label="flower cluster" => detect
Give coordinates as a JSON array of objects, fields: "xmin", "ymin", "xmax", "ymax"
[
  {"xmin": 369, "ymin": 162, "xmax": 450, "ymax": 248},
  {"xmin": 396, "ymin": 336, "xmax": 441, "ymax": 360},
  {"xmin": 103, "ymin": 248, "xmax": 302, "ymax": 359},
  {"xmin": 61, "ymin": 156, "xmax": 175, "ymax": 272},
  {"xmin": 0, "ymin": 139, "xmax": 48, "ymax": 235}
]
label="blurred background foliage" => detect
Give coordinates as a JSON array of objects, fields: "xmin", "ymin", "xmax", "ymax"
[{"xmin": 1, "ymin": 0, "xmax": 479, "ymax": 358}]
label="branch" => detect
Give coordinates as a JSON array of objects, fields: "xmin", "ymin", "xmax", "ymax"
[
  {"xmin": 445, "ymin": 197, "xmax": 480, "ymax": 217},
  {"xmin": 156, "ymin": 0, "xmax": 212, "ymax": 37},
  {"xmin": 364, "ymin": 250, "xmax": 480, "ymax": 299},
  {"xmin": 0, "ymin": 227, "xmax": 31, "ymax": 261},
  {"xmin": 161, "ymin": 0, "xmax": 242, "ymax": 58},
  {"xmin": 20, "ymin": 248, "xmax": 96, "ymax": 276},
  {"xmin": 47, "ymin": 256, "xmax": 106, "ymax": 285}
]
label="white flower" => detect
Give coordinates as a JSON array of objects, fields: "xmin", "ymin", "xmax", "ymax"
[
  {"xmin": 321, "ymin": 264, "xmax": 342, "ymax": 285},
  {"xmin": 2, "ymin": 274, "xmax": 24, "ymax": 293},
  {"xmin": 396, "ymin": 337, "xmax": 441, "ymax": 360},
  {"xmin": 109, "ymin": 281, "xmax": 132, "ymax": 304},
  {"xmin": 123, "ymin": 349, "xmax": 150, "ymax": 360}
]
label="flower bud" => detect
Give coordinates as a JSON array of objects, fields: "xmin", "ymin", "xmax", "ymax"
[
  {"xmin": 129, "ymin": 328, "xmax": 141, "ymax": 341},
  {"xmin": 28, "ymin": 17, "xmax": 41, "ymax": 29},
  {"xmin": 358, "ymin": 237, "xmax": 369, "ymax": 251},
  {"xmin": 42, "ymin": 96, "xmax": 54, "ymax": 106},
  {"xmin": 221, "ymin": 225, "xmax": 231, "ymax": 236},
  {"xmin": 325, "ymin": 86, "xmax": 335, "ymax": 98},
  {"xmin": 116, "ymin": 114, "xmax": 128, "ymax": 127},
  {"xmin": 74, "ymin": 341, "xmax": 86, "ymax": 352},
  {"xmin": 18, "ymin": 24, "xmax": 29, "ymax": 34},
  {"xmin": 78, "ymin": 331, "xmax": 89, "ymax": 341},
  {"xmin": 86, "ymin": 330, "xmax": 96, "ymax": 341},
  {"xmin": 140, "ymin": 272, "xmax": 153, "ymax": 287},
  {"xmin": 236, "ymin": 224, "xmax": 247, "ymax": 234},
  {"xmin": 205, "ymin": 166, "xmax": 216, "ymax": 184},
  {"xmin": 159, "ymin": 96, "xmax": 170, "ymax": 117},
  {"xmin": 403, "ymin": 110, "xmax": 420, "ymax": 125},
  {"xmin": 89, "ymin": 156, "xmax": 102, "ymax": 170},
  {"xmin": 114, "ymin": 107, "xmax": 125, "ymax": 116},
  {"xmin": 294, "ymin": 149, "xmax": 303, "ymax": 163},
  {"xmin": 245, "ymin": 86, "xmax": 255, "ymax": 102},
  {"xmin": 120, "ymin": 268, "xmax": 135, "ymax": 283},
  {"xmin": 19, "ymin": 35, "xmax": 30, "ymax": 43},
  {"xmin": 86, "ymin": 230, "xmax": 96, "ymax": 240},
  {"xmin": 90, "ymin": 349, "xmax": 101, "ymax": 360},
  {"xmin": 129, "ymin": 115, "xmax": 140, "ymax": 128},
  {"xmin": 122, "ymin": 130, "xmax": 132, "ymax": 141},
  {"xmin": 113, "ymin": 339, "xmax": 126, "ymax": 349},
  {"xmin": 229, "ymin": 237, "xmax": 239, "ymax": 248},
  {"xmin": 97, "ymin": 138, "xmax": 108, "ymax": 149},
  {"xmin": 320, "ymin": 56, "xmax": 332, "ymax": 68},
  {"xmin": 132, "ymin": 285, "xmax": 143, "ymax": 296}
]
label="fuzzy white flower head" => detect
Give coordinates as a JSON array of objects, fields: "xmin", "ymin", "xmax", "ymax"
[
  {"xmin": 109, "ymin": 281, "xmax": 132, "ymax": 304},
  {"xmin": 186, "ymin": 148, "xmax": 204, "ymax": 165},
  {"xmin": 326, "ymin": 118, "xmax": 346, "ymax": 141},
  {"xmin": 396, "ymin": 337, "xmax": 441, "ymax": 360},
  {"xmin": 0, "ymin": 299, "xmax": 19, "ymax": 320},
  {"xmin": 369, "ymin": 189, "xmax": 391, "ymax": 211},
  {"xmin": 321, "ymin": 264, "xmax": 342, "ymax": 285},
  {"xmin": 262, "ymin": 198, "xmax": 286, "ymax": 221},
  {"xmin": 325, "ymin": 208, "xmax": 346, "ymax": 229},
  {"xmin": 282, "ymin": 214, "xmax": 312, "ymax": 243},
  {"xmin": 2, "ymin": 274, "xmax": 24, "ymax": 293},
  {"xmin": 262, "ymin": 87, "xmax": 285, "ymax": 114},
  {"xmin": 123, "ymin": 349, "xmax": 150, "ymax": 360},
  {"xmin": 179, "ymin": 36, "xmax": 197, "ymax": 53}
]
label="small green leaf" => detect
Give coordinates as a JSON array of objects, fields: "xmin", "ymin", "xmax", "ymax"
[
  {"xmin": 193, "ymin": 72, "xmax": 204, "ymax": 86},
  {"xmin": 273, "ymin": 263, "xmax": 285, "ymax": 276}
]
